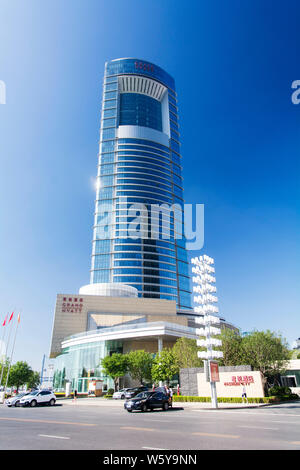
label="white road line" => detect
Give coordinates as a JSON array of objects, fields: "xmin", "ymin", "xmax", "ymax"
[
  {"xmin": 39, "ymin": 434, "xmax": 70, "ymax": 440},
  {"xmin": 144, "ymin": 419, "xmax": 171, "ymax": 423},
  {"xmin": 193, "ymin": 410, "xmax": 300, "ymax": 418},
  {"xmin": 142, "ymin": 447, "xmax": 169, "ymax": 450},
  {"xmin": 269, "ymin": 420, "xmax": 300, "ymax": 425},
  {"xmin": 238, "ymin": 425, "xmax": 278, "ymax": 431}
]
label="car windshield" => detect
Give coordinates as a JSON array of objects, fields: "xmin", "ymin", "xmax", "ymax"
[
  {"xmin": 29, "ymin": 391, "xmax": 39, "ymax": 396},
  {"xmin": 134, "ymin": 392, "xmax": 152, "ymax": 399}
]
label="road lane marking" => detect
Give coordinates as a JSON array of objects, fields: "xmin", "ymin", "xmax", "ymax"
[
  {"xmin": 238, "ymin": 425, "xmax": 278, "ymax": 430},
  {"xmin": 39, "ymin": 434, "xmax": 70, "ymax": 440},
  {"xmin": 193, "ymin": 410, "xmax": 300, "ymax": 418},
  {"xmin": 120, "ymin": 426, "xmax": 155, "ymax": 432},
  {"xmin": 143, "ymin": 447, "xmax": 169, "ymax": 450},
  {"xmin": 192, "ymin": 432, "xmax": 239, "ymax": 439},
  {"xmin": 0, "ymin": 417, "xmax": 96, "ymax": 427},
  {"xmin": 269, "ymin": 420, "xmax": 300, "ymax": 425},
  {"xmin": 144, "ymin": 419, "xmax": 170, "ymax": 423}
]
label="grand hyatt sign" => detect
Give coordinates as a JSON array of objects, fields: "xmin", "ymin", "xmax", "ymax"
[
  {"xmin": 197, "ymin": 370, "xmax": 264, "ymax": 397},
  {"xmin": 62, "ymin": 297, "xmax": 84, "ymax": 313},
  {"xmin": 224, "ymin": 375, "xmax": 255, "ymax": 386},
  {"xmin": 134, "ymin": 61, "xmax": 154, "ymax": 73}
]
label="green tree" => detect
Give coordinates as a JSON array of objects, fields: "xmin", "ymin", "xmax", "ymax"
[
  {"xmin": 218, "ymin": 329, "xmax": 290, "ymax": 391},
  {"xmin": 151, "ymin": 349, "xmax": 179, "ymax": 385},
  {"xmin": 101, "ymin": 353, "xmax": 129, "ymax": 391},
  {"xmin": 7, "ymin": 361, "xmax": 34, "ymax": 392},
  {"xmin": 218, "ymin": 329, "xmax": 244, "ymax": 367},
  {"xmin": 172, "ymin": 337, "xmax": 203, "ymax": 369},
  {"xmin": 127, "ymin": 350, "xmax": 154, "ymax": 385},
  {"xmin": 27, "ymin": 371, "xmax": 40, "ymax": 389},
  {"xmin": 240, "ymin": 330, "xmax": 290, "ymax": 381}
]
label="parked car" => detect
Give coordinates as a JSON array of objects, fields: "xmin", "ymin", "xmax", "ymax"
[
  {"xmin": 124, "ymin": 391, "xmax": 170, "ymax": 412},
  {"xmin": 19, "ymin": 390, "xmax": 56, "ymax": 407},
  {"xmin": 124, "ymin": 386, "xmax": 148, "ymax": 400},
  {"xmin": 113, "ymin": 388, "xmax": 131, "ymax": 399},
  {"xmin": 5, "ymin": 392, "xmax": 31, "ymax": 407}
]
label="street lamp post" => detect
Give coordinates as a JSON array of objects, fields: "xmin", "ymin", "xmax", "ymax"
[{"xmin": 191, "ymin": 255, "xmax": 223, "ymax": 409}]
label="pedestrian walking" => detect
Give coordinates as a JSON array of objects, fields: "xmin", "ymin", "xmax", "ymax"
[
  {"xmin": 73, "ymin": 389, "xmax": 78, "ymax": 403},
  {"xmin": 241, "ymin": 383, "xmax": 248, "ymax": 404},
  {"xmin": 169, "ymin": 386, "xmax": 173, "ymax": 408},
  {"xmin": 177, "ymin": 384, "xmax": 180, "ymax": 396}
]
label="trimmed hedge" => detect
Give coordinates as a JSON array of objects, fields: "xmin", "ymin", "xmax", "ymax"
[{"xmin": 173, "ymin": 396, "xmax": 278, "ymax": 404}]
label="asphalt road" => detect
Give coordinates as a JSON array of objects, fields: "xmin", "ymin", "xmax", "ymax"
[{"xmin": 0, "ymin": 400, "xmax": 300, "ymax": 450}]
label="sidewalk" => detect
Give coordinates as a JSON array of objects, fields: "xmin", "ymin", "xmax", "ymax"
[{"xmin": 58, "ymin": 397, "xmax": 269, "ymax": 409}]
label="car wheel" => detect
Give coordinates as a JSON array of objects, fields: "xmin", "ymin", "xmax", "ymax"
[
  {"xmin": 30, "ymin": 400, "xmax": 37, "ymax": 407},
  {"xmin": 142, "ymin": 404, "xmax": 147, "ymax": 412},
  {"xmin": 163, "ymin": 402, "xmax": 169, "ymax": 411},
  {"xmin": 49, "ymin": 399, "xmax": 55, "ymax": 406},
  {"xmin": 14, "ymin": 401, "xmax": 20, "ymax": 407},
  {"xmin": 127, "ymin": 409, "xmax": 132, "ymax": 413}
]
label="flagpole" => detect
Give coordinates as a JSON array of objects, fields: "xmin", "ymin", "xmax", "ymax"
[
  {"xmin": 0, "ymin": 312, "xmax": 14, "ymax": 387},
  {"xmin": 0, "ymin": 314, "xmax": 9, "ymax": 390},
  {"xmin": 0, "ymin": 314, "xmax": 8, "ymax": 360},
  {"xmin": 0, "ymin": 315, "xmax": 7, "ymax": 354},
  {"xmin": 4, "ymin": 313, "xmax": 21, "ymax": 394}
]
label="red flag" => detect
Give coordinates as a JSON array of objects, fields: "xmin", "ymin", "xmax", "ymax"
[
  {"xmin": 2, "ymin": 314, "xmax": 7, "ymax": 327},
  {"xmin": 8, "ymin": 312, "xmax": 14, "ymax": 323}
]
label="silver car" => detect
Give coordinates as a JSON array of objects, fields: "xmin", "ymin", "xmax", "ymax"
[
  {"xmin": 112, "ymin": 388, "xmax": 131, "ymax": 399},
  {"xmin": 5, "ymin": 392, "xmax": 30, "ymax": 407}
]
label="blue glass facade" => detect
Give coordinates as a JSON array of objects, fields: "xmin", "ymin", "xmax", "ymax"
[
  {"xmin": 90, "ymin": 58, "xmax": 192, "ymax": 310},
  {"xmin": 119, "ymin": 93, "xmax": 163, "ymax": 131}
]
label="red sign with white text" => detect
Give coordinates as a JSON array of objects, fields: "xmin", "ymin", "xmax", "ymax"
[{"xmin": 209, "ymin": 361, "xmax": 220, "ymax": 382}]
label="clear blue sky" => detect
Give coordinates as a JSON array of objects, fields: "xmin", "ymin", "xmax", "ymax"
[{"xmin": 0, "ymin": 0, "xmax": 299, "ymax": 371}]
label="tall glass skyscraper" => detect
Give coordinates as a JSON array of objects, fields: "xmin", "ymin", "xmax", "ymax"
[{"xmin": 90, "ymin": 58, "xmax": 192, "ymax": 310}]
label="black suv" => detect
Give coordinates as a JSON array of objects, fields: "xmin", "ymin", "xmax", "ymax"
[
  {"xmin": 124, "ymin": 386, "xmax": 148, "ymax": 399},
  {"xmin": 124, "ymin": 391, "xmax": 170, "ymax": 412}
]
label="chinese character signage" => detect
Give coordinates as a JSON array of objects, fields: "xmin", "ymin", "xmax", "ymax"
[
  {"xmin": 61, "ymin": 297, "xmax": 83, "ymax": 313},
  {"xmin": 224, "ymin": 375, "xmax": 255, "ymax": 386}
]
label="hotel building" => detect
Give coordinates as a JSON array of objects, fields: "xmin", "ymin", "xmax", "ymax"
[{"xmin": 50, "ymin": 59, "xmax": 236, "ymax": 393}]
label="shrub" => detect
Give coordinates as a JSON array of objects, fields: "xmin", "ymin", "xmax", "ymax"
[
  {"xmin": 172, "ymin": 396, "xmax": 278, "ymax": 404},
  {"xmin": 268, "ymin": 386, "xmax": 291, "ymax": 397}
]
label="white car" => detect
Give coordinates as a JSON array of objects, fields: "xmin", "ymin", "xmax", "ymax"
[
  {"xmin": 19, "ymin": 390, "xmax": 56, "ymax": 407},
  {"xmin": 5, "ymin": 392, "xmax": 31, "ymax": 407},
  {"xmin": 112, "ymin": 388, "xmax": 130, "ymax": 399}
]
